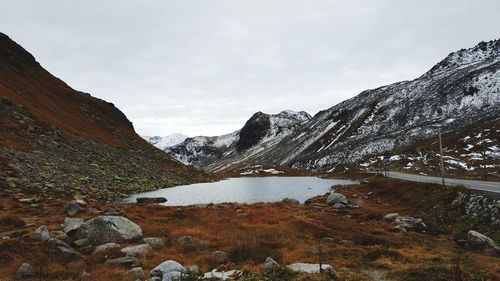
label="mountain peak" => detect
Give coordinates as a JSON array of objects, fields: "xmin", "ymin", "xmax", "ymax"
[{"xmin": 427, "ymin": 38, "xmax": 500, "ymax": 75}]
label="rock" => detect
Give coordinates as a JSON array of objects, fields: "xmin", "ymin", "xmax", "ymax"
[
  {"xmin": 46, "ymin": 238, "xmax": 81, "ymax": 262},
  {"xmin": 282, "ymin": 198, "xmax": 300, "ymax": 205},
  {"xmin": 177, "ymin": 235, "xmax": 194, "ymax": 244},
  {"xmin": 74, "ymin": 199, "xmax": 87, "ymax": 206},
  {"xmin": 186, "ymin": 265, "xmax": 200, "ymax": 272},
  {"xmin": 202, "ymin": 269, "xmax": 241, "ymax": 280},
  {"xmin": 93, "ymin": 242, "xmax": 120, "ymax": 254},
  {"xmin": 73, "ymin": 238, "xmax": 91, "ymax": 248},
  {"xmin": 262, "ymin": 257, "xmax": 280, "ymax": 270},
  {"xmin": 326, "ymin": 192, "xmax": 348, "ymax": 205},
  {"xmin": 125, "ymin": 267, "xmax": 145, "ymax": 281},
  {"xmin": 394, "ymin": 216, "xmax": 427, "ymax": 232},
  {"xmin": 34, "ymin": 225, "xmax": 50, "ymax": 241},
  {"xmin": 149, "ymin": 260, "xmax": 185, "ymax": 281},
  {"xmin": 104, "ymin": 208, "xmax": 127, "ymax": 217},
  {"xmin": 106, "ymin": 256, "xmax": 139, "ymax": 268},
  {"xmin": 136, "ymin": 197, "xmax": 167, "ymax": 204},
  {"xmin": 50, "ymin": 230, "xmax": 68, "ymax": 241},
  {"xmin": 121, "ymin": 244, "xmax": 152, "ymax": 257},
  {"xmin": 63, "ymin": 201, "xmax": 85, "ymax": 216},
  {"xmin": 467, "ymin": 230, "xmax": 499, "ymax": 253},
  {"xmin": 18, "ymin": 263, "xmax": 35, "ymax": 278},
  {"xmin": 212, "ymin": 251, "xmax": 229, "ymax": 264},
  {"xmin": 331, "ymin": 203, "xmax": 347, "ymax": 209},
  {"xmin": 75, "ymin": 216, "xmax": 143, "ymax": 245},
  {"xmin": 287, "ymin": 263, "xmax": 337, "ymax": 276},
  {"xmin": 62, "ymin": 217, "xmax": 84, "ymax": 234},
  {"xmin": 360, "ymin": 179, "xmax": 369, "ymax": 184},
  {"xmin": 383, "ymin": 213, "xmax": 400, "ymax": 221},
  {"xmin": 143, "ymin": 237, "xmax": 165, "ymax": 250}
]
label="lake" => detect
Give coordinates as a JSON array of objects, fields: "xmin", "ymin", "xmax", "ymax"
[{"xmin": 125, "ymin": 176, "xmax": 357, "ymax": 206}]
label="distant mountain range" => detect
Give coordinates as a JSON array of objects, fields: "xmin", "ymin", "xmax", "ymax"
[
  {"xmin": 162, "ymin": 39, "xmax": 500, "ymax": 179},
  {"xmin": 143, "ymin": 134, "xmax": 189, "ymax": 150}
]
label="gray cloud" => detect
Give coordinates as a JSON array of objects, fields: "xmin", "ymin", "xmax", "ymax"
[{"xmin": 2, "ymin": 0, "xmax": 500, "ymax": 136}]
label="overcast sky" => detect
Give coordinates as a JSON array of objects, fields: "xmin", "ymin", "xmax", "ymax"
[{"xmin": 1, "ymin": 1, "xmax": 500, "ymax": 136}]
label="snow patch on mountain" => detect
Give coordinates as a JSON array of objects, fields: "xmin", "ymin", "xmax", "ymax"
[{"xmin": 143, "ymin": 134, "xmax": 188, "ymax": 150}]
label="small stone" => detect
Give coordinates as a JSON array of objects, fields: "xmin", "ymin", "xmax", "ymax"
[
  {"xmin": 177, "ymin": 235, "xmax": 194, "ymax": 244},
  {"xmin": 125, "ymin": 267, "xmax": 145, "ymax": 281},
  {"xmin": 262, "ymin": 257, "xmax": 280, "ymax": 270},
  {"xmin": 326, "ymin": 192, "xmax": 348, "ymax": 205},
  {"xmin": 143, "ymin": 237, "xmax": 165, "ymax": 250},
  {"xmin": 18, "ymin": 263, "xmax": 35, "ymax": 278},
  {"xmin": 93, "ymin": 242, "xmax": 120, "ymax": 254},
  {"xmin": 73, "ymin": 238, "xmax": 91, "ymax": 248},
  {"xmin": 106, "ymin": 256, "xmax": 139, "ymax": 268},
  {"xmin": 212, "ymin": 251, "xmax": 229, "ymax": 264},
  {"xmin": 34, "ymin": 225, "xmax": 50, "ymax": 241},
  {"xmin": 383, "ymin": 213, "xmax": 400, "ymax": 221},
  {"xmin": 121, "ymin": 244, "xmax": 152, "ymax": 257}
]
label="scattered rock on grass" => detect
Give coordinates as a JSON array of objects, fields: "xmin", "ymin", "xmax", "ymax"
[
  {"xmin": 326, "ymin": 192, "xmax": 348, "ymax": 205},
  {"xmin": 287, "ymin": 263, "xmax": 337, "ymax": 276},
  {"xmin": 121, "ymin": 244, "xmax": 152, "ymax": 257},
  {"xmin": 262, "ymin": 257, "xmax": 280, "ymax": 270},
  {"xmin": 467, "ymin": 230, "xmax": 499, "ymax": 254},
  {"xmin": 383, "ymin": 213, "xmax": 400, "ymax": 221},
  {"xmin": 394, "ymin": 217, "xmax": 427, "ymax": 232},
  {"xmin": 18, "ymin": 263, "xmax": 35, "ymax": 278},
  {"xmin": 149, "ymin": 260, "xmax": 185, "ymax": 281},
  {"xmin": 282, "ymin": 198, "xmax": 300, "ymax": 205},
  {"xmin": 212, "ymin": 251, "xmax": 229, "ymax": 264},
  {"xmin": 34, "ymin": 225, "xmax": 49, "ymax": 241},
  {"xmin": 124, "ymin": 267, "xmax": 145, "ymax": 281},
  {"xmin": 177, "ymin": 235, "xmax": 194, "ymax": 245},
  {"xmin": 62, "ymin": 217, "xmax": 84, "ymax": 234},
  {"xmin": 143, "ymin": 237, "xmax": 165, "ymax": 250}
]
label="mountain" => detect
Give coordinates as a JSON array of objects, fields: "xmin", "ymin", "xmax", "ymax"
[
  {"xmin": 0, "ymin": 33, "xmax": 211, "ymax": 200},
  {"xmin": 143, "ymin": 134, "xmax": 189, "ymax": 150},
  {"xmin": 167, "ymin": 110, "xmax": 312, "ymax": 168},
  {"xmin": 172, "ymin": 39, "xmax": 500, "ymax": 179}
]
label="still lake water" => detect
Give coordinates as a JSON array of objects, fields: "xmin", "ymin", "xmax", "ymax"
[{"xmin": 125, "ymin": 177, "xmax": 357, "ymax": 206}]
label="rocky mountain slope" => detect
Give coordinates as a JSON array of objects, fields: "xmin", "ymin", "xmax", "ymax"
[
  {"xmin": 143, "ymin": 134, "xmax": 189, "ymax": 150},
  {"xmin": 172, "ymin": 39, "xmax": 500, "ymax": 179},
  {"xmin": 0, "ymin": 32, "xmax": 211, "ymax": 200},
  {"xmin": 167, "ymin": 110, "xmax": 311, "ymax": 168}
]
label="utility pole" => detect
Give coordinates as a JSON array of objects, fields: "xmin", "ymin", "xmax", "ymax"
[{"xmin": 438, "ymin": 127, "xmax": 445, "ymax": 186}]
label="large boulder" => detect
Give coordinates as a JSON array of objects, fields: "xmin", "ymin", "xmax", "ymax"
[
  {"xmin": 149, "ymin": 260, "xmax": 185, "ymax": 281},
  {"xmin": 75, "ymin": 216, "xmax": 142, "ymax": 245},
  {"xmin": 467, "ymin": 230, "xmax": 499, "ymax": 253},
  {"xmin": 326, "ymin": 193, "xmax": 348, "ymax": 205}
]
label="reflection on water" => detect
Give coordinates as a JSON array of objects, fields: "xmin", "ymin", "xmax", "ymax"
[{"xmin": 125, "ymin": 176, "xmax": 357, "ymax": 206}]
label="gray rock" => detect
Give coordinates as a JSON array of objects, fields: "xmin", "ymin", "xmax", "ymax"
[
  {"xmin": 467, "ymin": 230, "xmax": 499, "ymax": 253},
  {"xmin": 34, "ymin": 225, "xmax": 50, "ymax": 241},
  {"xmin": 121, "ymin": 244, "xmax": 152, "ymax": 257},
  {"xmin": 62, "ymin": 217, "xmax": 84, "ymax": 234},
  {"xmin": 143, "ymin": 237, "xmax": 165, "ymax": 250},
  {"xmin": 75, "ymin": 216, "xmax": 143, "ymax": 245},
  {"xmin": 93, "ymin": 242, "xmax": 120, "ymax": 254},
  {"xmin": 326, "ymin": 192, "xmax": 348, "ymax": 205},
  {"xmin": 177, "ymin": 235, "xmax": 194, "ymax": 245},
  {"xmin": 49, "ymin": 230, "xmax": 68, "ymax": 241},
  {"xmin": 212, "ymin": 251, "xmax": 229, "ymax": 264},
  {"xmin": 46, "ymin": 238, "xmax": 81, "ymax": 262},
  {"xmin": 202, "ymin": 270, "xmax": 241, "ymax": 280},
  {"xmin": 18, "ymin": 263, "xmax": 35, "ymax": 278},
  {"xmin": 262, "ymin": 257, "xmax": 280, "ymax": 270},
  {"xmin": 394, "ymin": 216, "xmax": 427, "ymax": 232},
  {"xmin": 125, "ymin": 267, "xmax": 145, "ymax": 281},
  {"xmin": 63, "ymin": 201, "xmax": 85, "ymax": 216},
  {"xmin": 106, "ymin": 256, "xmax": 139, "ymax": 268},
  {"xmin": 282, "ymin": 198, "xmax": 300, "ymax": 205},
  {"xmin": 287, "ymin": 263, "xmax": 337, "ymax": 276},
  {"xmin": 149, "ymin": 260, "xmax": 185, "ymax": 281},
  {"xmin": 186, "ymin": 265, "xmax": 200, "ymax": 272},
  {"xmin": 73, "ymin": 238, "xmax": 91, "ymax": 248},
  {"xmin": 383, "ymin": 213, "xmax": 400, "ymax": 221}
]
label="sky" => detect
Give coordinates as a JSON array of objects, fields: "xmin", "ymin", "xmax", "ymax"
[{"xmin": 1, "ymin": 1, "xmax": 500, "ymax": 137}]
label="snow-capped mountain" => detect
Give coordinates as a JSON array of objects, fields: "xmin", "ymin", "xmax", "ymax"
[
  {"xmin": 143, "ymin": 134, "xmax": 188, "ymax": 150},
  {"xmin": 168, "ymin": 39, "xmax": 500, "ymax": 178},
  {"xmin": 242, "ymin": 38, "xmax": 500, "ymax": 176},
  {"xmin": 167, "ymin": 110, "xmax": 312, "ymax": 167}
]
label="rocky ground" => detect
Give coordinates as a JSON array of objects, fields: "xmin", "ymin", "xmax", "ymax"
[{"xmin": 0, "ymin": 176, "xmax": 499, "ymax": 281}]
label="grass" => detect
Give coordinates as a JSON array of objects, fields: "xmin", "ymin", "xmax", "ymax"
[{"xmin": 0, "ymin": 176, "xmax": 499, "ymax": 280}]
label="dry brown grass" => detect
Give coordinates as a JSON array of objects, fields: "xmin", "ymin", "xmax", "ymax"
[{"xmin": 0, "ymin": 177, "xmax": 498, "ymax": 280}]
